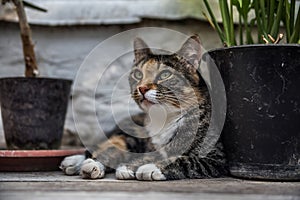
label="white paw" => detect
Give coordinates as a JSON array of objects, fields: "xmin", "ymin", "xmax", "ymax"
[
  {"xmin": 136, "ymin": 164, "xmax": 166, "ymax": 181},
  {"xmin": 115, "ymin": 165, "xmax": 135, "ymax": 180},
  {"xmin": 80, "ymin": 159, "xmax": 105, "ymax": 179},
  {"xmin": 60, "ymin": 155, "xmax": 85, "ymax": 175}
]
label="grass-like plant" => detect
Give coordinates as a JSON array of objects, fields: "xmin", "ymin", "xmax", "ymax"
[{"xmin": 203, "ymin": 0, "xmax": 300, "ymax": 47}]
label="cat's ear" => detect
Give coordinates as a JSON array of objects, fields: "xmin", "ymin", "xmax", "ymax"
[
  {"xmin": 177, "ymin": 35, "xmax": 202, "ymax": 72},
  {"xmin": 134, "ymin": 37, "xmax": 152, "ymax": 63}
]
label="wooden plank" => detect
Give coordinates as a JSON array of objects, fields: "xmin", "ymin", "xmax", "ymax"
[
  {"xmin": 0, "ymin": 191, "xmax": 296, "ymax": 200},
  {"xmin": 0, "ymin": 172, "xmax": 300, "ymax": 196}
]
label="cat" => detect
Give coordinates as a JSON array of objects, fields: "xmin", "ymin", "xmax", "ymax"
[{"xmin": 60, "ymin": 35, "xmax": 228, "ymax": 181}]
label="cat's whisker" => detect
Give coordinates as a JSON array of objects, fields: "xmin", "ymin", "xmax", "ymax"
[
  {"xmin": 163, "ymin": 96, "xmax": 199, "ymax": 107},
  {"xmin": 163, "ymin": 93, "xmax": 198, "ymax": 101},
  {"xmin": 131, "ymin": 93, "xmax": 141, "ymax": 98},
  {"xmin": 162, "ymin": 99, "xmax": 181, "ymax": 107},
  {"xmin": 160, "ymin": 91, "xmax": 175, "ymax": 95},
  {"xmin": 163, "ymin": 94, "xmax": 198, "ymax": 104}
]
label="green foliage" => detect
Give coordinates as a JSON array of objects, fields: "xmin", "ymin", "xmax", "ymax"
[{"xmin": 203, "ymin": 0, "xmax": 300, "ymax": 46}]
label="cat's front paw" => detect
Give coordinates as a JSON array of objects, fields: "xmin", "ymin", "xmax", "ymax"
[
  {"xmin": 60, "ymin": 155, "xmax": 85, "ymax": 175},
  {"xmin": 136, "ymin": 164, "xmax": 166, "ymax": 181},
  {"xmin": 115, "ymin": 165, "xmax": 135, "ymax": 180},
  {"xmin": 80, "ymin": 158, "xmax": 105, "ymax": 179}
]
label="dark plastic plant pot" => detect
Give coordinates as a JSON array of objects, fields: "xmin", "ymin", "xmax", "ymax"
[
  {"xmin": 0, "ymin": 77, "xmax": 72, "ymax": 150},
  {"xmin": 204, "ymin": 44, "xmax": 300, "ymax": 180}
]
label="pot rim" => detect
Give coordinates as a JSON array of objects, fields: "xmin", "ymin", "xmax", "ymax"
[
  {"xmin": 0, "ymin": 77, "xmax": 72, "ymax": 83},
  {"xmin": 207, "ymin": 43, "xmax": 300, "ymax": 53},
  {"xmin": 202, "ymin": 44, "xmax": 300, "ymax": 60}
]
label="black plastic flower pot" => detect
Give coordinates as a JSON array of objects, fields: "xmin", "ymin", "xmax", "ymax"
[
  {"xmin": 0, "ymin": 77, "xmax": 72, "ymax": 150},
  {"xmin": 204, "ymin": 44, "xmax": 300, "ymax": 180}
]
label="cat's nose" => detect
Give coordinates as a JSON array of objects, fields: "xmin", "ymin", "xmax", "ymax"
[{"xmin": 138, "ymin": 86, "xmax": 150, "ymax": 95}]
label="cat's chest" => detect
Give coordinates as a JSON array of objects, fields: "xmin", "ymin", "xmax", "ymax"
[{"xmin": 146, "ymin": 114, "xmax": 182, "ymax": 149}]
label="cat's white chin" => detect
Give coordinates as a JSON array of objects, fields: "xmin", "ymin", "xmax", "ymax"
[{"xmin": 141, "ymin": 99, "xmax": 156, "ymax": 110}]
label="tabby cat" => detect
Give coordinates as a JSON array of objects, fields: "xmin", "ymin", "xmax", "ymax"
[{"xmin": 60, "ymin": 35, "xmax": 227, "ymax": 180}]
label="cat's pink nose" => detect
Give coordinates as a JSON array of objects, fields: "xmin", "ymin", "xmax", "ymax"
[{"xmin": 138, "ymin": 86, "xmax": 150, "ymax": 95}]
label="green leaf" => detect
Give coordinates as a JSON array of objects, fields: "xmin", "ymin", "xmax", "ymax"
[
  {"xmin": 23, "ymin": 0, "xmax": 47, "ymax": 12},
  {"xmin": 219, "ymin": 0, "xmax": 236, "ymax": 46},
  {"xmin": 238, "ymin": 0, "xmax": 243, "ymax": 7},
  {"xmin": 267, "ymin": 0, "xmax": 275, "ymax": 32},
  {"xmin": 230, "ymin": 0, "xmax": 237, "ymax": 45},
  {"xmin": 232, "ymin": 0, "xmax": 241, "ymax": 7},
  {"xmin": 259, "ymin": 0, "xmax": 267, "ymax": 31},
  {"xmin": 203, "ymin": 0, "xmax": 226, "ymax": 44},
  {"xmin": 284, "ymin": 0, "xmax": 291, "ymax": 42},
  {"xmin": 290, "ymin": 6, "xmax": 300, "ymax": 43},
  {"xmin": 238, "ymin": 13, "xmax": 243, "ymax": 45},
  {"xmin": 270, "ymin": 0, "xmax": 283, "ymax": 38},
  {"xmin": 290, "ymin": 0, "xmax": 296, "ymax": 35},
  {"xmin": 202, "ymin": 0, "xmax": 298, "ymax": 44},
  {"xmin": 242, "ymin": 0, "xmax": 251, "ymax": 17}
]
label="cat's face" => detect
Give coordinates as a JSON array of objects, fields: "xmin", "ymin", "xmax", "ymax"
[{"xmin": 129, "ymin": 35, "xmax": 205, "ymax": 113}]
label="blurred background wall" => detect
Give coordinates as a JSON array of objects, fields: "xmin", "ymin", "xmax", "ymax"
[{"xmin": 0, "ymin": 0, "xmax": 223, "ymax": 146}]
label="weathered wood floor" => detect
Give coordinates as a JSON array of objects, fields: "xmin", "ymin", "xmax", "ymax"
[{"xmin": 0, "ymin": 172, "xmax": 300, "ymax": 200}]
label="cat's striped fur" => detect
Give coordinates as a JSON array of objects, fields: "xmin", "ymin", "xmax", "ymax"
[{"xmin": 60, "ymin": 35, "xmax": 227, "ymax": 180}]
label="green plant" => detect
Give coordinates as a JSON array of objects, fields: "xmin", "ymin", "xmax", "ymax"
[
  {"xmin": 203, "ymin": 0, "xmax": 300, "ymax": 47},
  {"xmin": 1, "ymin": 0, "xmax": 46, "ymax": 77}
]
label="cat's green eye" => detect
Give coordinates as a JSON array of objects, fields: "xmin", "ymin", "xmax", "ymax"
[
  {"xmin": 159, "ymin": 70, "xmax": 172, "ymax": 80},
  {"xmin": 133, "ymin": 70, "xmax": 143, "ymax": 80}
]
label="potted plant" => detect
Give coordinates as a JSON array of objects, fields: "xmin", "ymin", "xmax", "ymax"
[
  {"xmin": 203, "ymin": 0, "xmax": 300, "ymax": 180},
  {"xmin": 0, "ymin": 0, "xmax": 72, "ymax": 150}
]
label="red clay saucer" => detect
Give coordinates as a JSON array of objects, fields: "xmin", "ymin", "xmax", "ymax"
[{"xmin": 0, "ymin": 148, "xmax": 85, "ymax": 172}]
